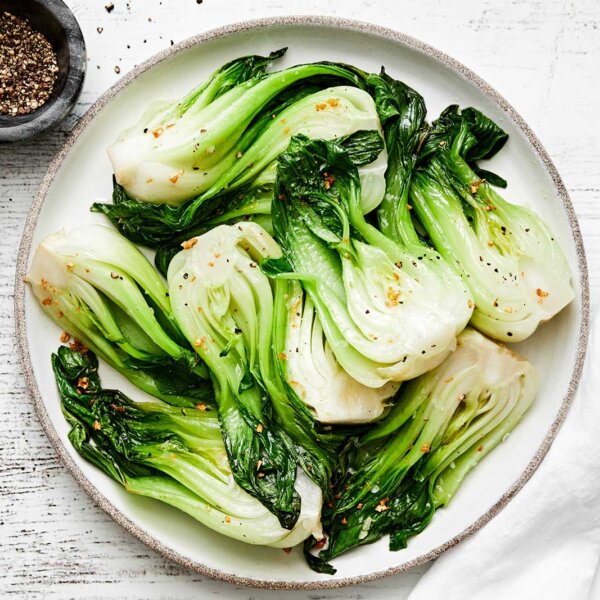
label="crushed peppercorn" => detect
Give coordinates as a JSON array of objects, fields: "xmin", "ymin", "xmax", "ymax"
[{"xmin": 0, "ymin": 12, "xmax": 59, "ymax": 116}]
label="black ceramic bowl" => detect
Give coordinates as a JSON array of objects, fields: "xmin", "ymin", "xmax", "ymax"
[{"xmin": 0, "ymin": 0, "xmax": 86, "ymax": 142}]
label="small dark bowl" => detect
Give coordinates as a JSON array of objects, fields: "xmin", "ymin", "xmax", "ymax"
[{"xmin": 0, "ymin": 0, "xmax": 86, "ymax": 142}]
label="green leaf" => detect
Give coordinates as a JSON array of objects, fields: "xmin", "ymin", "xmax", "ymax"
[
  {"xmin": 175, "ymin": 48, "xmax": 288, "ymax": 118},
  {"xmin": 337, "ymin": 129, "xmax": 385, "ymax": 167},
  {"xmin": 367, "ymin": 69, "xmax": 428, "ymax": 246},
  {"xmin": 417, "ymin": 104, "xmax": 509, "ymax": 188}
]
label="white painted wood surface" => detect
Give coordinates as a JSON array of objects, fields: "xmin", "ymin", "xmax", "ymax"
[{"xmin": 1, "ymin": 1, "xmax": 598, "ymax": 598}]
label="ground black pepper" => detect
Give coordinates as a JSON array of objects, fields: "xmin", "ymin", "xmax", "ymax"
[{"xmin": 0, "ymin": 12, "xmax": 59, "ymax": 116}]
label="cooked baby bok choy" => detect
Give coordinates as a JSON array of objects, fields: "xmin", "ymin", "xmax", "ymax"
[
  {"xmin": 54, "ymin": 345, "xmax": 322, "ymax": 546},
  {"xmin": 267, "ymin": 134, "xmax": 473, "ymax": 389},
  {"xmin": 26, "ymin": 224, "xmax": 211, "ymax": 408},
  {"xmin": 27, "ymin": 50, "xmax": 564, "ymax": 571},
  {"xmin": 411, "ymin": 106, "xmax": 574, "ymax": 341},
  {"xmin": 308, "ymin": 328, "xmax": 538, "ymax": 573},
  {"xmin": 168, "ymin": 222, "xmax": 339, "ymax": 528},
  {"xmin": 95, "ymin": 50, "xmax": 389, "ymax": 248}
]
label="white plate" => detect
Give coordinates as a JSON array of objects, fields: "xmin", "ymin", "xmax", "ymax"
[{"xmin": 14, "ymin": 16, "xmax": 589, "ymax": 590}]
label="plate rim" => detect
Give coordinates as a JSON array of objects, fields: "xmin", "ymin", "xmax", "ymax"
[{"xmin": 13, "ymin": 15, "xmax": 590, "ymax": 590}]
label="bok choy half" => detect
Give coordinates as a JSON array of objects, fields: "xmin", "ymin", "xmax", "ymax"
[
  {"xmin": 276, "ymin": 280, "xmax": 400, "ymax": 424},
  {"xmin": 167, "ymin": 222, "xmax": 342, "ymax": 528},
  {"xmin": 54, "ymin": 345, "xmax": 322, "ymax": 546},
  {"xmin": 411, "ymin": 106, "xmax": 574, "ymax": 342},
  {"xmin": 266, "ymin": 134, "xmax": 473, "ymax": 389},
  {"xmin": 308, "ymin": 328, "xmax": 538, "ymax": 573},
  {"xmin": 94, "ymin": 49, "xmax": 388, "ymax": 249},
  {"xmin": 26, "ymin": 224, "xmax": 212, "ymax": 408}
]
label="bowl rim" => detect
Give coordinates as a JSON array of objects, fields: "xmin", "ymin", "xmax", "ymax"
[
  {"xmin": 0, "ymin": 0, "xmax": 86, "ymax": 142},
  {"xmin": 13, "ymin": 15, "xmax": 590, "ymax": 590}
]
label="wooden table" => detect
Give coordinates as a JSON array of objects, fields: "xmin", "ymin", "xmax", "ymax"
[{"xmin": 1, "ymin": 0, "xmax": 598, "ymax": 597}]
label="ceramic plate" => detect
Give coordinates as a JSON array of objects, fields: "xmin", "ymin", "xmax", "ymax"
[{"xmin": 15, "ymin": 16, "xmax": 589, "ymax": 590}]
